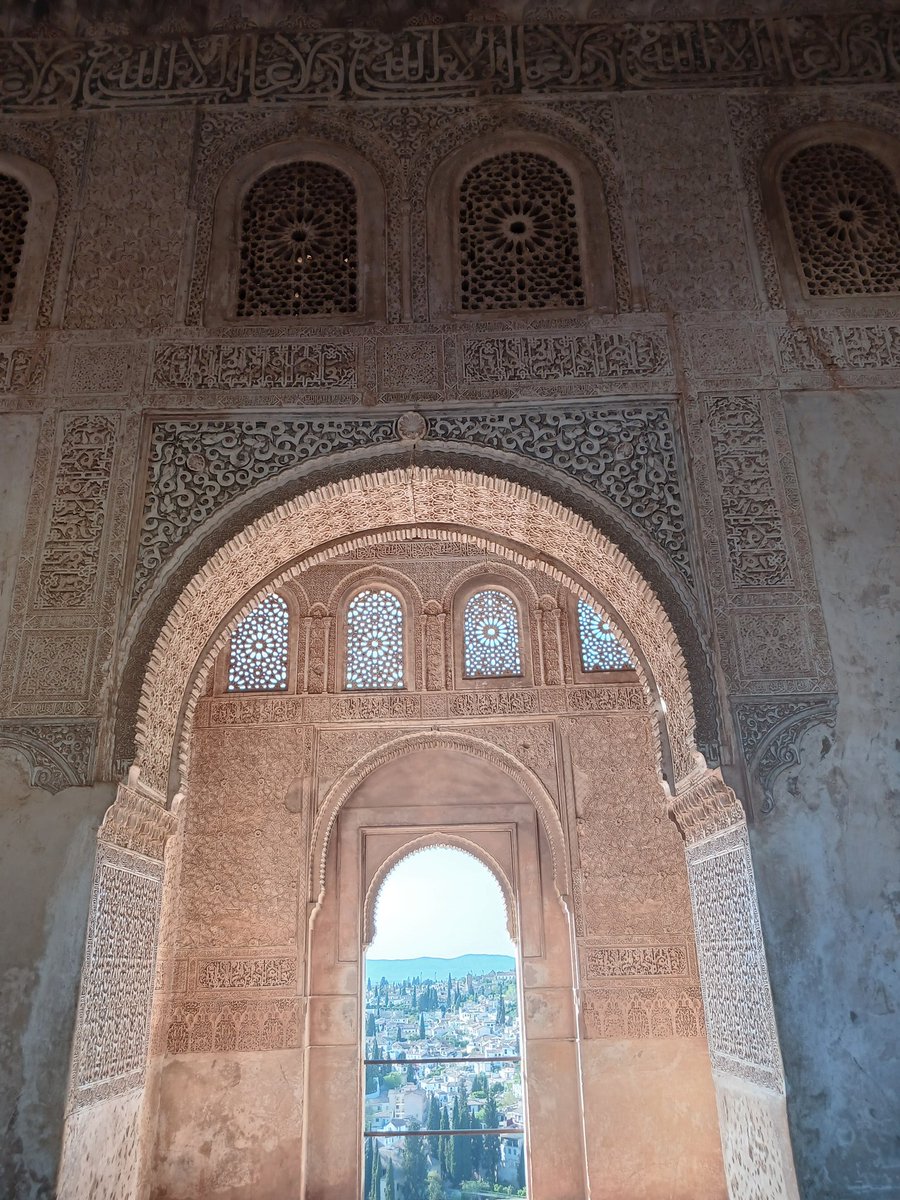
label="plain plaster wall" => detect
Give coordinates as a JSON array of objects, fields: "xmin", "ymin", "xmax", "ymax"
[
  {"xmin": 0, "ymin": 750, "xmax": 114, "ymax": 1199},
  {"xmin": 0, "ymin": 413, "xmax": 39, "ymax": 653},
  {"xmin": 751, "ymin": 390, "xmax": 900, "ymax": 1198}
]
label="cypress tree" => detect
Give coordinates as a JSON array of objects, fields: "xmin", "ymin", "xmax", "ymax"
[
  {"xmin": 369, "ymin": 1143, "xmax": 382, "ymax": 1200},
  {"xmin": 384, "ymin": 1160, "xmax": 396, "ymax": 1200},
  {"xmin": 418, "ymin": 1013, "xmax": 426, "ymax": 1040},
  {"xmin": 482, "ymin": 1096, "xmax": 500, "ymax": 1183}
]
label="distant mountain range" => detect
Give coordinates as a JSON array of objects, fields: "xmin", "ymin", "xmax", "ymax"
[{"xmin": 366, "ymin": 954, "xmax": 515, "ymax": 984}]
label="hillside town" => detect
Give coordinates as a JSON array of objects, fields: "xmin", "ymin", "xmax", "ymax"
[{"xmin": 363, "ymin": 965, "xmax": 526, "ymax": 1200}]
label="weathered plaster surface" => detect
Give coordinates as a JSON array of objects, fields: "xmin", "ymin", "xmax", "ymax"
[
  {"xmin": 580, "ymin": 1039, "xmax": 726, "ymax": 1199},
  {"xmin": 0, "ymin": 751, "xmax": 113, "ymax": 1199},
  {"xmin": 753, "ymin": 391, "xmax": 900, "ymax": 1198},
  {"xmin": 149, "ymin": 1051, "xmax": 304, "ymax": 1200}
]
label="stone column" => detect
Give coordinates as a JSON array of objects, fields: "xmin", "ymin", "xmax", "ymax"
[
  {"xmin": 537, "ymin": 595, "xmax": 564, "ymax": 686},
  {"xmin": 305, "ymin": 603, "xmax": 332, "ymax": 695},
  {"xmin": 422, "ymin": 600, "xmax": 447, "ymax": 691},
  {"xmin": 56, "ymin": 782, "xmax": 176, "ymax": 1200},
  {"xmin": 669, "ymin": 771, "xmax": 801, "ymax": 1200}
]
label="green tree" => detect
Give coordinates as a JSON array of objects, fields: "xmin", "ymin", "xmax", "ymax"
[
  {"xmin": 451, "ymin": 1083, "xmax": 472, "ymax": 1183},
  {"xmin": 364, "ymin": 1136, "xmax": 375, "ymax": 1198},
  {"xmin": 516, "ymin": 1144, "xmax": 526, "ymax": 1192},
  {"xmin": 418, "ymin": 1013, "xmax": 426, "ymax": 1040},
  {"xmin": 426, "ymin": 1095, "xmax": 441, "ymax": 1160},
  {"xmin": 396, "ymin": 1024, "xmax": 403, "ymax": 1043},
  {"xmin": 366, "ymin": 1011, "xmax": 377, "ymax": 1037},
  {"xmin": 385, "ymin": 1160, "xmax": 396, "ymax": 1200},
  {"xmin": 496, "ymin": 993, "xmax": 506, "ymax": 1027},
  {"xmin": 369, "ymin": 1143, "xmax": 382, "ymax": 1200},
  {"xmin": 482, "ymin": 1096, "xmax": 500, "ymax": 1184},
  {"xmin": 439, "ymin": 1105, "xmax": 451, "ymax": 1178},
  {"xmin": 402, "ymin": 1123, "xmax": 428, "ymax": 1200},
  {"xmin": 426, "ymin": 1174, "xmax": 445, "ymax": 1200}
]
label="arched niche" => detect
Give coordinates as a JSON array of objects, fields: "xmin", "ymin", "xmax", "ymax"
[
  {"xmin": 426, "ymin": 129, "xmax": 616, "ymax": 318},
  {"xmin": 761, "ymin": 121, "xmax": 900, "ymax": 307},
  {"xmin": 302, "ymin": 733, "xmax": 585, "ymax": 1200},
  {"xmin": 204, "ymin": 136, "xmax": 387, "ymax": 326},
  {"xmin": 0, "ymin": 150, "xmax": 57, "ymax": 330}
]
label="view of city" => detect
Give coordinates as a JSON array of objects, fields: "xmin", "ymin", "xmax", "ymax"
[{"xmin": 363, "ymin": 957, "xmax": 526, "ymax": 1200}]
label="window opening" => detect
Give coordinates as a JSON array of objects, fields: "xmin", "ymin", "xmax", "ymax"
[
  {"xmin": 780, "ymin": 142, "xmax": 900, "ymax": 296},
  {"xmin": 346, "ymin": 588, "xmax": 405, "ymax": 690},
  {"xmin": 364, "ymin": 847, "xmax": 526, "ymax": 1199},
  {"xmin": 0, "ymin": 173, "xmax": 29, "ymax": 324},
  {"xmin": 463, "ymin": 590, "xmax": 522, "ymax": 679},
  {"xmin": 577, "ymin": 599, "xmax": 633, "ymax": 672},
  {"xmin": 227, "ymin": 593, "xmax": 289, "ymax": 692},
  {"xmin": 459, "ymin": 151, "xmax": 584, "ymax": 312},
  {"xmin": 237, "ymin": 160, "xmax": 358, "ymax": 317}
]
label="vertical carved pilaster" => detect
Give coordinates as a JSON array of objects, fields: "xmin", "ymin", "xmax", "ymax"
[
  {"xmin": 669, "ymin": 770, "xmax": 800, "ymax": 1200},
  {"xmin": 306, "ymin": 603, "xmax": 331, "ymax": 694},
  {"xmin": 538, "ymin": 595, "xmax": 564, "ymax": 686},
  {"xmin": 422, "ymin": 600, "xmax": 446, "ymax": 691}
]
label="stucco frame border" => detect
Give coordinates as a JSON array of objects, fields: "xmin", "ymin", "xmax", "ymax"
[{"xmin": 0, "ymin": 149, "xmax": 57, "ymax": 330}]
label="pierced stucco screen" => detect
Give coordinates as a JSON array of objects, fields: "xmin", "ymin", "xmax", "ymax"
[
  {"xmin": 345, "ymin": 588, "xmax": 405, "ymax": 690},
  {"xmin": 463, "ymin": 590, "xmax": 522, "ymax": 678},
  {"xmin": 577, "ymin": 599, "xmax": 633, "ymax": 671},
  {"xmin": 227, "ymin": 593, "xmax": 289, "ymax": 692}
]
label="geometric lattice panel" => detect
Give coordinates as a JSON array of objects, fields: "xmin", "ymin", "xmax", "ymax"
[
  {"xmin": 237, "ymin": 160, "xmax": 357, "ymax": 317},
  {"xmin": 345, "ymin": 589, "xmax": 404, "ymax": 690},
  {"xmin": 0, "ymin": 172, "xmax": 28, "ymax": 323},
  {"xmin": 463, "ymin": 589, "xmax": 522, "ymax": 677},
  {"xmin": 577, "ymin": 599, "xmax": 633, "ymax": 671},
  {"xmin": 227, "ymin": 594, "xmax": 289, "ymax": 692},
  {"xmin": 459, "ymin": 152, "xmax": 584, "ymax": 311},
  {"xmin": 781, "ymin": 142, "xmax": 900, "ymax": 297}
]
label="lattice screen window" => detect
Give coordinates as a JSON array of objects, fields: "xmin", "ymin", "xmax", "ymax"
[
  {"xmin": 459, "ymin": 152, "xmax": 585, "ymax": 311},
  {"xmin": 237, "ymin": 161, "xmax": 358, "ymax": 317},
  {"xmin": 781, "ymin": 142, "xmax": 900, "ymax": 296},
  {"xmin": 0, "ymin": 173, "xmax": 29, "ymax": 323},
  {"xmin": 227, "ymin": 594, "xmax": 289, "ymax": 692},
  {"xmin": 345, "ymin": 589, "xmax": 405, "ymax": 690},
  {"xmin": 577, "ymin": 599, "xmax": 633, "ymax": 672},
  {"xmin": 463, "ymin": 590, "xmax": 523, "ymax": 678}
]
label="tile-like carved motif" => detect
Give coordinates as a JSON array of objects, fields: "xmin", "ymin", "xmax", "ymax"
[
  {"xmin": 36, "ymin": 415, "xmax": 116, "ymax": 608},
  {"xmin": 70, "ymin": 844, "xmax": 163, "ymax": 1106},
  {"xmin": 582, "ymin": 987, "xmax": 705, "ymax": 1039},
  {"xmin": 3, "ymin": 17, "xmax": 898, "ymax": 112},
  {"xmin": 687, "ymin": 827, "xmax": 783, "ymax": 1090},
  {"xmin": 735, "ymin": 610, "xmax": 812, "ymax": 679},
  {"xmin": 706, "ymin": 394, "xmax": 792, "ymax": 588},
  {"xmin": 584, "ymin": 944, "xmax": 688, "ymax": 979},
  {"xmin": 458, "ymin": 329, "xmax": 672, "ymax": 384},
  {"xmin": 165, "ymin": 997, "xmax": 302, "ymax": 1055},
  {"xmin": 196, "ymin": 957, "xmax": 297, "ymax": 990},
  {"xmin": 775, "ymin": 322, "xmax": 900, "ymax": 375},
  {"xmin": 0, "ymin": 346, "xmax": 48, "ymax": 392},
  {"xmin": 150, "ymin": 340, "xmax": 359, "ymax": 390},
  {"xmin": 16, "ymin": 630, "xmax": 93, "ymax": 699}
]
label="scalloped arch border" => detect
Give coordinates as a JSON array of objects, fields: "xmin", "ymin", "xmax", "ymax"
[
  {"xmin": 313, "ymin": 728, "xmax": 567, "ymax": 906},
  {"xmin": 363, "ymin": 832, "xmax": 517, "ymax": 950},
  {"xmin": 132, "ymin": 467, "xmax": 699, "ymax": 797}
]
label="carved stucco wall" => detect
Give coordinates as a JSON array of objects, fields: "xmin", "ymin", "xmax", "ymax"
[{"xmin": 0, "ymin": 13, "xmax": 896, "ymax": 1198}]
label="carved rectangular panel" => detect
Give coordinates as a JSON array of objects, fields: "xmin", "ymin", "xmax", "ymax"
[
  {"xmin": 35, "ymin": 414, "xmax": 116, "ymax": 609},
  {"xmin": 687, "ymin": 826, "xmax": 783, "ymax": 1090},
  {"xmin": 150, "ymin": 340, "xmax": 359, "ymax": 390},
  {"xmin": 705, "ymin": 393, "xmax": 792, "ymax": 588},
  {"xmin": 70, "ymin": 844, "xmax": 163, "ymax": 1106}
]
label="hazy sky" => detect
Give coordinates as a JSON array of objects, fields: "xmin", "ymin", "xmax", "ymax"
[{"xmin": 367, "ymin": 846, "xmax": 515, "ymax": 960}]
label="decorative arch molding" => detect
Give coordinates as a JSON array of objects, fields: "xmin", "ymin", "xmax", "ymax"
[
  {"xmin": 112, "ymin": 444, "xmax": 718, "ymax": 774},
  {"xmin": 312, "ymin": 729, "xmax": 569, "ymax": 907},
  {"xmin": 762, "ymin": 120, "xmax": 900, "ymax": 306},
  {"xmin": 0, "ymin": 149, "xmax": 57, "ymax": 329},
  {"xmin": 426, "ymin": 126, "xmax": 616, "ymax": 316},
  {"xmin": 124, "ymin": 469, "xmax": 704, "ymax": 799},
  {"xmin": 204, "ymin": 134, "xmax": 387, "ymax": 326},
  {"xmin": 363, "ymin": 832, "xmax": 517, "ymax": 949}
]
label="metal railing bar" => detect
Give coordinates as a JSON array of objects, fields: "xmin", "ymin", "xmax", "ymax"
[
  {"xmin": 364, "ymin": 1056, "xmax": 520, "ymax": 1066},
  {"xmin": 363, "ymin": 1129, "xmax": 523, "ymax": 1138}
]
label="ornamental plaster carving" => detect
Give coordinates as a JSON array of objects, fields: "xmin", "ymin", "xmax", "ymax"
[
  {"xmin": 126, "ymin": 470, "xmax": 700, "ymax": 797},
  {"xmin": 582, "ymin": 986, "xmax": 706, "ymax": 1040},
  {"xmin": 311, "ymin": 728, "xmax": 569, "ymax": 902},
  {"xmin": 687, "ymin": 823, "xmax": 784, "ymax": 1091},
  {"xmin": 98, "ymin": 785, "xmax": 177, "ymax": 861},
  {"xmin": 734, "ymin": 696, "xmax": 837, "ymax": 814},
  {"xmin": 668, "ymin": 768, "xmax": 746, "ymax": 845},
  {"xmin": 717, "ymin": 1084, "xmax": 799, "ymax": 1200},
  {"xmin": 2, "ymin": 16, "xmax": 898, "ymax": 112},
  {"xmin": 0, "ymin": 718, "xmax": 97, "ymax": 791},
  {"xmin": 68, "ymin": 843, "xmax": 163, "ymax": 1107}
]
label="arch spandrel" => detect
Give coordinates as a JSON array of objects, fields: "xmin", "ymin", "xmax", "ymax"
[
  {"xmin": 311, "ymin": 730, "xmax": 568, "ymax": 910},
  {"xmin": 131, "ymin": 468, "xmax": 701, "ymax": 799}
]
